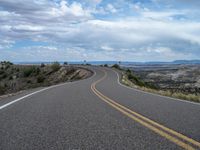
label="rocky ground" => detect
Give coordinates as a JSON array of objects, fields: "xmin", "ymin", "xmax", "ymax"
[{"xmin": 0, "ymin": 61, "xmax": 92, "ymax": 96}]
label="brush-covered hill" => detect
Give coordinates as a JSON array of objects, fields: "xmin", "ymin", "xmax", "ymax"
[{"xmin": 0, "ymin": 61, "xmax": 92, "ymax": 96}]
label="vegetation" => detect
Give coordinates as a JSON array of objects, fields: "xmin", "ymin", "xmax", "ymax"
[
  {"xmin": 104, "ymin": 64, "xmax": 108, "ymax": 67},
  {"xmin": 51, "ymin": 62, "xmax": 61, "ymax": 72},
  {"xmin": 0, "ymin": 85, "xmax": 6, "ymax": 95},
  {"xmin": 37, "ymin": 75, "xmax": 45, "ymax": 83},
  {"xmin": 23, "ymin": 66, "xmax": 38, "ymax": 77},
  {"xmin": 41, "ymin": 63, "xmax": 45, "ymax": 67},
  {"xmin": 113, "ymin": 66, "xmax": 200, "ymax": 103},
  {"xmin": 112, "ymin": 64, "xmax": 121, "ymax": 69},
  {"xmin": 0, "ymin": 61, "xmax": 92, "ymax": 96},
  {"xmin": 63, "ymin": 62, "xmax": 68, "ymax": 65}
]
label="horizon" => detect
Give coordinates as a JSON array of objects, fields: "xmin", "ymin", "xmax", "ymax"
[
  {"xmin": 4, "ymin": 59, "xmax": 200, "ymax": 65},
  {"xmin": 0, "ymin": 0, "xmax": 200, "ymax": 61}
]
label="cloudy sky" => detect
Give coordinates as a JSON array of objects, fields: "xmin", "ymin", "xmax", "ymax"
[{"xmin": 0, "ymin": 0, "xmax": 200, "ymax": 62}]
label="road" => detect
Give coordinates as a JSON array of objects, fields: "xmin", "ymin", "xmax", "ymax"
[{"xmin": 0, "ymin": 67, "xmax": 199, "ymax": 150}]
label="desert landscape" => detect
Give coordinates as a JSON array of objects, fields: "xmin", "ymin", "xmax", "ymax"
[{"xmin": 124, "ymin": 64, "xmax": 200, "ymax": 95}]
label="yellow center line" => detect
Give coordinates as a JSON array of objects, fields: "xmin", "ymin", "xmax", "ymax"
[{"xmin": 91, "ymin": 69, "xmax": 200, "ymax": 150}]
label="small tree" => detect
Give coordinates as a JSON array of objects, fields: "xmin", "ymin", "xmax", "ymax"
[
  {"xmin": 104, "ymin": 64, "xmax": 108, "ymax": 67},
  {"xmin": 51, "ymin": 62, "xmax": 61, "ymax": 72},
  {"xmin": 63, "ymin": 62, "xmax": 68, "ymax": 65},
  {"xmin": 37, "ymin": 75, "xmax": 45, "ymax": 83},
  {"xmin": 41, "ymin": 63, "xmax": 45, "ymax": 67},
  {"xmin": 112, "ymin": 64, "xmax": 120, "ymax": 69}
]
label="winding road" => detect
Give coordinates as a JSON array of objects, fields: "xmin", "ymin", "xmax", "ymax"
[{"xmin": 0, "ymin": 67, "xmax": 200, "ymax": 150}]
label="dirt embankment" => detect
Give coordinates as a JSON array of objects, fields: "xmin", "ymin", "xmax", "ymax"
[{"xmin": 0, "ymin": 62, "xmax": 93, "ymax": 97}]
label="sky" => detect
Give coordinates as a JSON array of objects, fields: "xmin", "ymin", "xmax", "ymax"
[{"xmin": 0, "ymin": 0, "xmax": 200, "ymax": 62}]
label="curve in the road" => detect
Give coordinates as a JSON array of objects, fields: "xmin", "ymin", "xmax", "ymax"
[
  {"xmin": 112, "ymin": 69, "xmax": 200, "ymax": 106},
  {"xmin": 0, "ymin": 70, "xmax": 96, "ymax": 110},
  {"xmin": 91, "ymin": 68, "xmax": 200, "ymax": 150}
]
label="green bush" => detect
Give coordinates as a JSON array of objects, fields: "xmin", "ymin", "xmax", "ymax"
[
  {"xmin": 27, "ymin": 80, "xmax": 32, "ymax": 83},
  {"xmin": 37, "ymin": 75, "xmax": 45, "ymax": 83},
  {"xmin": 41, "ymin": 63, "xmax": 45, "ymax": 67},
  {"xmin": 36, "ymin": 67, "xmax": 40, "ymax": 75},
  {"xmin": 51, "ymin": 62, "xmax": 61, "ymax": 72},
  {"xmin": 1, "ymin": 73, "xmax": 7, "ymax": 79},
  {"xmin": 0, "ymin": 70, "xmax": 4, "ymax": 75},
  {"xmin": 126, "ymin": 69, "xmax": 131, "ymax": 74},
  {"xmin": 112, "ymin": 64, "xmax": 120, "ymax": 69},
  {"xmin": 126, "ymin": 71, "xmax": 146, "ymax": 87},
  {"xmin": 104, "ymin": 64, "xmax": 108, "ymax": 67},
  {"xmin": 9, "ymin": 76, "xmax": 13, "ymax": 80},
  {"xmin": 23, "ymin": 66, "xmax": 36, "ymax": 77},
  {"xmin": 63, "ymin": 62, "xmax": 68, "ymax": 65},
  {"xmin": 0, "ymin": 85, "xmax": 5, "ymax": 94}
]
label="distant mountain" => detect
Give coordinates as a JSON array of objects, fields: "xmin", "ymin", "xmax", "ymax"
[
  {"xmin": 14, "ymin": 60, "xmax": 200, "ymax": 65},
  {"xmin": 125, "ymin": 60, "xmax": 200, "ymax": 65},
  {"xmin": 172, "ymin": 60, "xmax": 200, "ymax": 64}
]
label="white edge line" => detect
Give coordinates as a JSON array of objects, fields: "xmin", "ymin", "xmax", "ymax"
[
  {"xmin": 111, "ymin": 69, "xmax": 200, "ymax": 106},
  {"xmin": 0, "ymin": 69, "xmax": 96, "ymax": 110}
]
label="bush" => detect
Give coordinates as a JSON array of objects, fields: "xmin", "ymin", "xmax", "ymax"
[
  {"xmin": 126, "ymin": 71, "xmax": 146, "ymax": 87},
  {"xmin": 37, "ymin": 75, "xmax": 45, "ymax": 83},
  {"xmin": 63, "ymin": 62, "xmax": 68, "ymax": 65},
  {"xmin": 9, "ymin": 76, "xmax": 13, "ymax": 80},
  {"xmin": 41, "ymin": 63, "xmax": 45, "ymax": 67},
  {"xmin": 104, "ymin": 64, "xmax": 108, "ymax": 67},
  {"xmin": 23, "ymin": 66, "xmax": 36, "ymax": 77},
  {"xmin": 0, "ymin": 70, "xmax": 4, "ymax": 75},
  {"xmin": 27, "ymin": 80, "xmax": 32, "ymax": 83},
  {"xmin": 51, "ymin": 62, "xmax": 61, "ymax": 72},
  {"xmin": 126, "ymin": 69, "xmax": 131, "ymax": 74},
  {"xmin": 0, "ymin": 85, "xmax": 5, "ymax": 95},
  {"xmin": 112, "ymin": 64, "xmax": 120, "ymax": 69},
  {"xmin": 1, "ymin": 73, "xmax": 7, "ymax": 79},
  {"xmin": 36, "ymin": 67, "xmax": 40, "ymax": 75}
]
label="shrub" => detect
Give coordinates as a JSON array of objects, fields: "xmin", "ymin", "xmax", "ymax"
[
  {"xmin": 1, "ymin": 73, "xmax": 7, "ymax": 79},
  {"xmin": 104, "ymin": 64, "xmax": 108, "ymax": 67},
  {"xmin": 16, "ymin": 68, "xmax": 20, "ymax": 72},
  {"xmin": 9, "ymin": 76, "xmax": 13, "ymax": 80},
  {"xmin": 51, "ymin": 62, "xmax": 61, "ymax": 72},
  {"xmin": 37, "ymin": 75, "xmax": 45, "ymax": 83},
  {"xmin": 23, "ymin": 66, "xmax": 36, "ymax": 77},
  {"xmin": 0, "ymin": 70, "xmax": 4, "ymax": 75},
  {"xmin": 36, "ymin": 67, "xmax": 40, "ymax": 75},
  {"xmin": 27, "ymin": 80, "xmax": 32, "ymax": 83},
  {"xmin": 0, "ymin": 85, "xmax": 6, "ymax": 95},
  {"xmin": 41, "ymin": 63, "xmax": 45, "ymax": 67},
  {"xmin": 63, "ymin": 62, "xmax": 68, "ymax": 65},
  {"xmin": 126, "ymin": 71, "xmax": 146, "ymax": 87},
  {"xmin": 126, "ymin": 69, "xmax": 131, "ymax": 74},
  {"xmin": 112, "ymin": 64, "xmax": 120, "ymax": 69}
]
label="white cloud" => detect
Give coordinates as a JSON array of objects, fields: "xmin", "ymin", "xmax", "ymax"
[
  {"xmin": 50, "ymin": 1, "xmax": 91, "ymax": 18},
  {"xmin": 101, "ymin": 45, "xmax": 114, "ymax": 51},
  {"xmin": 0, "ymin": 0, "xmax": 200, "ymax": 61},
  {"xmin": 106, "ymin": 4, "xmax": 117, "ymax": 13}
]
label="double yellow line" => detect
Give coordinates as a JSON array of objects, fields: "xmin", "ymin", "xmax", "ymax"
[{"xmin": 91, "ymin": 69, "xmax": 200, "ymax": 150}]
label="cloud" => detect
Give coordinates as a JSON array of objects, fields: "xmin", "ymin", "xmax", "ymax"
[
  {"xmin": 0, "ymin": 0, "xmax": 200, "ymax": 61},
  {"xmin": 106, "ymin": 4, "xmax": 117, "ymax": 13},
  {"xmin": 101, "ymin": 45, "xmax": 114, "ymax": 51}
]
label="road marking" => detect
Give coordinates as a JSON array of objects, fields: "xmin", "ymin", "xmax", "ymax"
[
  {"xmin": 91, "ymin": 69, "xmax": 200, "ymax": 150},
  {"xmin": 112, "ymin": 69, "xmax": 200, "ymax": 106},
  {"xmin": 0, "ymin": 70, "xmax": 96, "ymax": 110}
]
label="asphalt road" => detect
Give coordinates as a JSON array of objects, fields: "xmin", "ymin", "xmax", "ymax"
[{"xmin": 0, "ymin": 67, "xmax": 199, "ymax": 150}]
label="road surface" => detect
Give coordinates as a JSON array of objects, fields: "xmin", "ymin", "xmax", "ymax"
[{"xmin": 0, "ymin": 67, "xmax": 199, "ymax": 149}]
